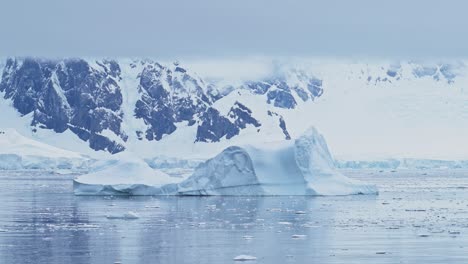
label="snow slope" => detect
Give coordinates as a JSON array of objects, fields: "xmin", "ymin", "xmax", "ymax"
[
  {"xmin": 74, "ymin": 127, "xmax": 377, "ymax": 196},
  {"xmin": 0, "ymin": 128, "xmax": 92, "ymax": 170},
  {"xmin": 188, "ymin": 58, "xmax": 468, "ymax": 160}
]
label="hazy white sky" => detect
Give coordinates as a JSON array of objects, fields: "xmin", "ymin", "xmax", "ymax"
[{"xmin": 1, "ymin": 0, "xmax": 468, "ymax": 59}]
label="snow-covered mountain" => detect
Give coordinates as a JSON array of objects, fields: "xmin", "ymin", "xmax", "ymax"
[
  {"xmin": 1, "ymin": 57, "xmax": 468, "ymax": 160},
  {"xmin": 0, "ymin": 57, "xmax": 323, "ymax": 157}
]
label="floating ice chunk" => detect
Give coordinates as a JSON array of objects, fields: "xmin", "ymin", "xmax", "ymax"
[
  {"xmin": 233, "ymin": 255, "xmax": 257, "ymax": 261},
  {"xmin": 74, "ymin": 153, "xmax": 178, "ymax": 195},
  {"xmin": 268, "ymin": 208, "xmax": 282, "ymax": 212},
  {"xmin": 291, "ymin": 234, "xmax": 307, "ymax": 239},
  {"xmin": 106, "ymin": 211, "xmax": 140, "ymax": 220},
  {"xmin": 144, "ymin": 205, "xmax": 160, "ymax": 208}
]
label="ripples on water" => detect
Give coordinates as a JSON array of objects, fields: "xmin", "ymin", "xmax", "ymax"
[{"xmin": 0, "ymin": 170, "xmax": 467, "ymax": 264}]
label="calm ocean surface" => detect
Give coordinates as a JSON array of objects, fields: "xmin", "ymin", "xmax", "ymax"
[{"xmin": 0, "ymin": 169, "xmax": 467, "ymax": 264}]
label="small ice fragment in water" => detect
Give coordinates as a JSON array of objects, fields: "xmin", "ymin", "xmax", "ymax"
[
  {"xmin": 106, "ymin": 211, "xmax": 140, "ymax": 220},
  {"xmin": 448, "ymin": 231, "xmax": 460, "ymax": 235},
  {"xmin": 278, "ymin": 222, "xmax": 292, "ymax": 225},
  {"xmin": 292, "ymin": 234, "xmax": 307, "ymax": 239},
  {"xmin": 233, "ymin": 255, "xmax": 257, "ymax": 261},
  {"xmin": 295, "ymin": 211, "xmax": 306, "ymax": 214},
  {"xmin": 302, "ymin": 224, "xmax": 320, "ymax": 228},
  {"xmin": 376, "ymin": 252, "xmax": 386, "ymax": 255},
  {"xmin": 268, "ymin": 208, "xmax": 282, "ymax": 212},
  {"xmin": 243, "ymin": 235, "xmax": 254, "ymax": 240}
]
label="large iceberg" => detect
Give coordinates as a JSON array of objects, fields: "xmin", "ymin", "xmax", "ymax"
[
  {"xmin": 74, "ymin": 127, "xmax": 378, "ymax": 196},
  {"xmin": 177, "ymin": 127, "xmax": 377, "ymax": 195}
]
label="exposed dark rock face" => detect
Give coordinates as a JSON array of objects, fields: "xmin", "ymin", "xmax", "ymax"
[
  {"xmin": 0, "ymin": 57, "xmax": 323, "ymax": 153},
  {"xmin": 195, "ymin": 107, "xmax": 239, "ymax": 142},
  {"xmin": 195, "ymin": 102, "xmax": 261, "ymax": 142},
  {"xmin": 228, "ymin": 102, "xmax": 261, "ymax": 129},
  {"xmin": 0, "ymin": 58, "xmax": 126, "ymax": 153},
  {"xmin": 267, "ymin": 110, "xmax": 291, "ymax": 140},
  {"xmin": 245, "ymin": 72, "xmax": 323, "ymax": 109},
  {"xmin": 279, "ymin": 116, "xmax": 291, "ymax": 140},
  {"xmin": 135, "ymin": 61, "xmax": 216, "ymax": 141}
]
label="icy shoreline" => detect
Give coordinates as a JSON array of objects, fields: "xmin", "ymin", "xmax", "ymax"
[{"xmin": 0, "ymin": 128, "xmax": 93, "ymax": 171}]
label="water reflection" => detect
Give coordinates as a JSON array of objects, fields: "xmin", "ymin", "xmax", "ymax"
[
  {"xmin": 0, "ymin": 171, "xmax": 467, "ymax": 264},
  {"xmin": 0, "ymin": 173, "xmax": 91, "ymax": 264}
]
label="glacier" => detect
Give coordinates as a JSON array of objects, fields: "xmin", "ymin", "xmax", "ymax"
[
  {"xmin": 73, "ymin": 127, "xmax": 378, "ymax": 196},
  {"xmin": 0, "ymin": 128, "xmax": 92, "ymax": 171}
]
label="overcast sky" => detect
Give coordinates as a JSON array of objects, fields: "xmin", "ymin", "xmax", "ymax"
[{"xmin": 1, "ymin": 0, "xmax": 468, "ymax": 59}]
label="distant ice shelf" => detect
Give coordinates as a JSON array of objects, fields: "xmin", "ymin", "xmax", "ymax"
[
  {"xmin": 336, "ymin": 159, "xmax": 468, "ymax": 170},
  {"xmin": 73, "ymin": 127, "xmax": 378, "ymax": 196},
  {"xmin": 0, "ymin": 128, "xmax": 92, "ymax": 171}
]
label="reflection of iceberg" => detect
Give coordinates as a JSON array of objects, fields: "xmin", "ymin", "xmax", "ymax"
[{"xmin": 74, "ymin": 127, "xmax": 378, "ymax": 196}]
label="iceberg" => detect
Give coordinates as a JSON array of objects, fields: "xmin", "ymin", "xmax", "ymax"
[
  {"xmin": 74, "ymin": 127, "xmax": 378, "ymax": 196},
  {"xmin": 177, "ymin": 127, "xmax": 377, "ymax": 196},
  {"xmin": 73, "ymin": 153, "xmax": 178, "ymax": 195}
]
